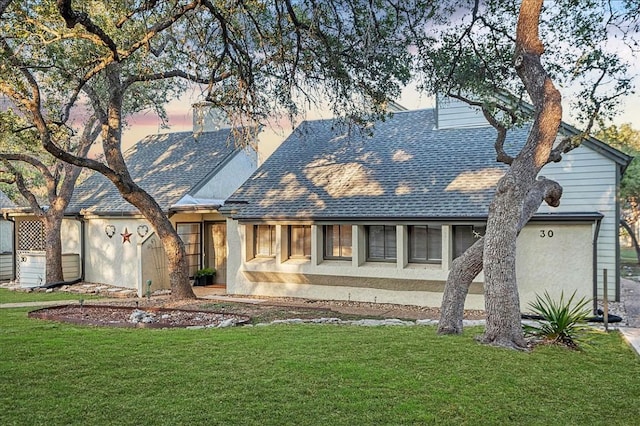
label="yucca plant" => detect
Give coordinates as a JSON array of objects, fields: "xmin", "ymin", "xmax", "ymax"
[{"xmin": 522, "ymin": 290, "xmax": 593, "ymax": 349}]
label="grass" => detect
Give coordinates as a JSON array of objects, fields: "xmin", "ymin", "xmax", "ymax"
[
  {"xmin": 1, "ymin": 307, "xmax": 639, "ymax": 425},
  {"xmin": 621, "ymin": 246, "xmax": 637, "ymax": 263},
  {"xmin": 0, "ymin": 288, "xmax": 103, "ymax": 304}
]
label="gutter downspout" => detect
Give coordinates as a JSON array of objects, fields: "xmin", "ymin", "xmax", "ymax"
[
  {"xmin": 77, "ymin": 214, "xmax": 85, "ymax": 282},
  {"xmin": 592, "ymin": 217, "xmax": 602, "ymax": 315}
]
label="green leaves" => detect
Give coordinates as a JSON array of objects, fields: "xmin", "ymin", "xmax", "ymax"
[{"xmin": 523, "ymin": 290, "xmax": 593, "ymax": 349}]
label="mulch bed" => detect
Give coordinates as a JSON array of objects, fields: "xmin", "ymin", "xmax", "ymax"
[{"xmin": 28, "ymin": 304, "xmax": 250, "ymax": 328}]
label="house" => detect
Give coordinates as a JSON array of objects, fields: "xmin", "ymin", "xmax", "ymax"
[
  {"xmin": 6, "ymin": 108, "xmax": 257, "ymax": 294},
  {"xmin": 221, "ymin": 98, "xmax": 631, "ymax": 310},
  {"xmin": 0, "ymin": 190, "xmax": 16, "ymax": 280}
]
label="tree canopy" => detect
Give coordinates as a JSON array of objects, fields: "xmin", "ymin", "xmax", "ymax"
[{"xmin": 0, "ymin": 0, "xmax": 431, "ymax": 297}]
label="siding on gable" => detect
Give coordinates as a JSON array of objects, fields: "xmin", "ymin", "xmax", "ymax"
[
  {"xmin": 537, "ymin": 144, "xmax": 619, "ymax": 300},
  {"xmin": 436, "ymin": 96, "xmax": 490, "ymax": 129},
  {"xmin": 192, "ymin": 149, "xmax": 257, "ymax": 201}
]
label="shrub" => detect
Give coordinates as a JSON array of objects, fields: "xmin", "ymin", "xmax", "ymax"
[
  {"xmin": 523, "ymin": 290, "xmax": 592, "ymax": 349},
  {"xmin": 195, "ymin": 267, "xmax": 216, "ymax": 277}
]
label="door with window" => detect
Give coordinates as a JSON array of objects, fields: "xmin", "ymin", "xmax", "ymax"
[
  {"xmin": 176, "ymin": 223, "xmax": 201, "ymax": 278},
  {"xmin": 204, "ymin": 222, "xmax": 227, "ymax": 285}
]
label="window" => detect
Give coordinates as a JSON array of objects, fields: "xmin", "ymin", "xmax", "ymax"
[
  {"xmin": 453, "ymin": 225, "xmax": 486, "ymax": 258},
  {"xmin": 254, "ymin": 225, "xmax": 276, "ymax": 257},
  {"xmin": 409, "ymin": 225, "xmax": 442, "ymax": 263},
  {"xmin": 324, "ymin": 225, "xmax": 352, "ymax": 260},
  {"xmin": 177, "ymin": 223, "xmax": 201, "ymax": 277},
  {"xmin": 367, "ymin": 225, "xmax": 396, "ymax": 261},
  {"xmin": 289, "ymin": 225, "xmax": 311, "ymax": 258}
]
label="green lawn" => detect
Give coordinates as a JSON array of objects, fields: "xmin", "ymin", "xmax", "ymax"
[
  {"xmin": 1, "ymin": 307, "xmax": 639, "ymax": 425},
  {"xmin": 0, "ymin": 288, "xmax": 103, "ymax": 304}
]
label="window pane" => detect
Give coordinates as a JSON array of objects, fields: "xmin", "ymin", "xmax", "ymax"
[
  {"xmin": 256, "ymin": 225, "xmax": 274, "ymax": 256},
  {"xmin": 270, "ymin": 226, "xmax": 276, "ymax": 254},
  {"xmin": 324, "ymin": 225, "xmax": 335, "ymax": 256},
  {"xmin": 385, "ymin": 226, "xmax": 397, "ymax": 259},
  {"xmin": 324, "ymin": 225, "xmax": 352, "ymax": 259},
  {"xmin": 427, "ymin": 226, "xmax": 442, "ymax": 261},
  {"xmin": 453, "ymin": 225, "xmax": 484, "ymax": 258},
  {"xmin": 368, "ymin": 225, "xmax": 395, "ymax": 261},
  {"xmin": 410, "ymin": 225, "xmax": 428, "ymax": 261},
  {"xmin": 453, "ymin": 225, "xmax": 472, "ymax": 258},
  {"xmin": 340, "ymin": 225, "xmax": 352, "ymax": 257},
  {"xmin": 368, "ymin": 225, "xmax": 385, "ymax": 259},
  {"xmin": 290, "ymin": 225, "xmax": 311, "ymax": 257},
  {"xmin": 303, "ymin": 226, "xmax": 311, "ymax": 256},
  {"xmin": 177, "ymin": 223, "xmax": 201, "ymax": 276}
]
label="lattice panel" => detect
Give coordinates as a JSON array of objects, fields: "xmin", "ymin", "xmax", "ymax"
[{"xmin": 18, "ymin": 220, "xmax": 45, "ymax": 251}]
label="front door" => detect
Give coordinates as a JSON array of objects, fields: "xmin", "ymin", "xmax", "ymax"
[{"xmin": 204, "ymin": 222, "xmax": 227, "ymax": 285}]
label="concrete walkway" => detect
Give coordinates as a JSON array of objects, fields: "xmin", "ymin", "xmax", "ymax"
[
  {"xmin": 620, "ymin": 278, "xmax": 640, "ymax": 356},
  {"xmin": 620, "ymin": 328, "xmax": 640, "ymax": 357}
]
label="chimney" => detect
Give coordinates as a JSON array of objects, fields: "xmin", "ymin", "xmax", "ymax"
[{"xmin": 192, "ymin": 102, "xmax": 231, "ymax": 134}]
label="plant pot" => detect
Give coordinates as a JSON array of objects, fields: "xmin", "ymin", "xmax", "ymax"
[{"xmin": 194, "ymin": 276, "xmax": 209, "ymax": 286}]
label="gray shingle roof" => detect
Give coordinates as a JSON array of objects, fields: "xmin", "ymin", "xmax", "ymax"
[
  {"xmin": 0, "ymin": 190, "xmax": 15, "ymax": 209},
  {"xmin": 68, "ymin": 129, "xmax": 243, "ymax": 214},
  {"xmin": 225, "ymin": 109, "xmax": 532, "ymax": 220}
]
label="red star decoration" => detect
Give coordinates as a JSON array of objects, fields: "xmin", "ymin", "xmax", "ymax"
[{"xmin": 121, "ymin": 227, "xmax": 133, "ymax": 244}]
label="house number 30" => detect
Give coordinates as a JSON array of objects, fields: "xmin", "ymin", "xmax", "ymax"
[{"xmin": 539, "ymin": 229, "xmax": 554, "ymax": 238}]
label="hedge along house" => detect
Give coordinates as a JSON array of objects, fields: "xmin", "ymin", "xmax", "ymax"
[
  {"xmin": 0, "ymin": 190, "xmax": 16, "ymax": 281},
  {"xmin": 221, "ymin": 98, "xmax": 631, "ymax": 311},
  {"xmin": 7, "ymin": 106, "xmax": 257, "ymax": 295}
]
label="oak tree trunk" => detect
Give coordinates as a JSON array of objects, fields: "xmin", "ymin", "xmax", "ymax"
[
  {"xmin": 43, "ymin": 213, "xmax": 64, "ymax": 284},
  {"xmin": 101, "ymin": 63, "xmax": 195, "ymax": 300},
  {"xmin": 124, "ymin": 190, "xmax": 194, "ymax": 299},
  {"xmin": 478, "ymin": 0, "xmax": 562, "ymax": 348},
  {"xmin": 481, "ymin": 176, "xmax": 529, "ymax": 348},
  {"xmin": 438, "ymin": 178, "xmax": 562, "ymax": 335}
]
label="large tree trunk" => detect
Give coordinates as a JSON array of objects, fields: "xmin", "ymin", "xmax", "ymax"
[
  {"xmin": 43, "ymin": 213, "xmax": 64, "ymax": 284},
  {"xmin": 477, "ymin": 0, "xmax": 562, "ymax": 348},
  {"xmin": 481, "ymin": 176, "xmax": 529, "ymax": 348},
  {"xmin": 438, "ymin": 177, "xmax": 562, "ymax": 335},
  {"xmin": 438, "ymin": 237, "xmax": 484, "ymax": 334},
  {"xmin": 118, "ymin": 180, "xmax": 195, "ymax": 300},
  {"xmin": 101, "ymin": 64, "xmax": 195, "ymax": 300}
]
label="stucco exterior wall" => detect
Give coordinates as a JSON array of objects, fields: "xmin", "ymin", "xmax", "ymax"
[
  {"xmin": 83, "ymin": 212, "xmax": 227, "ymax": 294},
  {"xmin": 537, "ymin": 143, "xmax": 619, "ymax": 299},
  {"xmin": 61, "ymin": 219, "xmax": 81, "ymax": 254},
  {"xmin": 227, "ymin": 220, "xmax": 596, "ymax": 310},
  {"xmin": 516, "ymin": 223, "xmax": 594, "ymax": 310},
  {"xmin": 84, "ymin": 217, "xmax": 148, "ymax": 290}
]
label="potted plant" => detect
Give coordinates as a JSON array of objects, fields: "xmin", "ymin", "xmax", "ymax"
[{"xmin": 194, "ymin": 267, "xmax": 216, "ymax": 286}]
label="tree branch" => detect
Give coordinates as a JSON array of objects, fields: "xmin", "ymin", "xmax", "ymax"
[
  {"xmin": 448, "ymin": 91, "xmax": 515, "ymax": 165},
  {"xmin": 0, "ymin": 158, "xmax": 45, "ymax": 216},
  {"xmin": 56, "ymin": 0, "xmax": 119, "ymax": 60}
]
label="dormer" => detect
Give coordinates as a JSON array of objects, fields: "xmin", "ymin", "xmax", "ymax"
[{"xmin": 435, "ymin": 94, "xmax": 491, "ymax": 129}]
